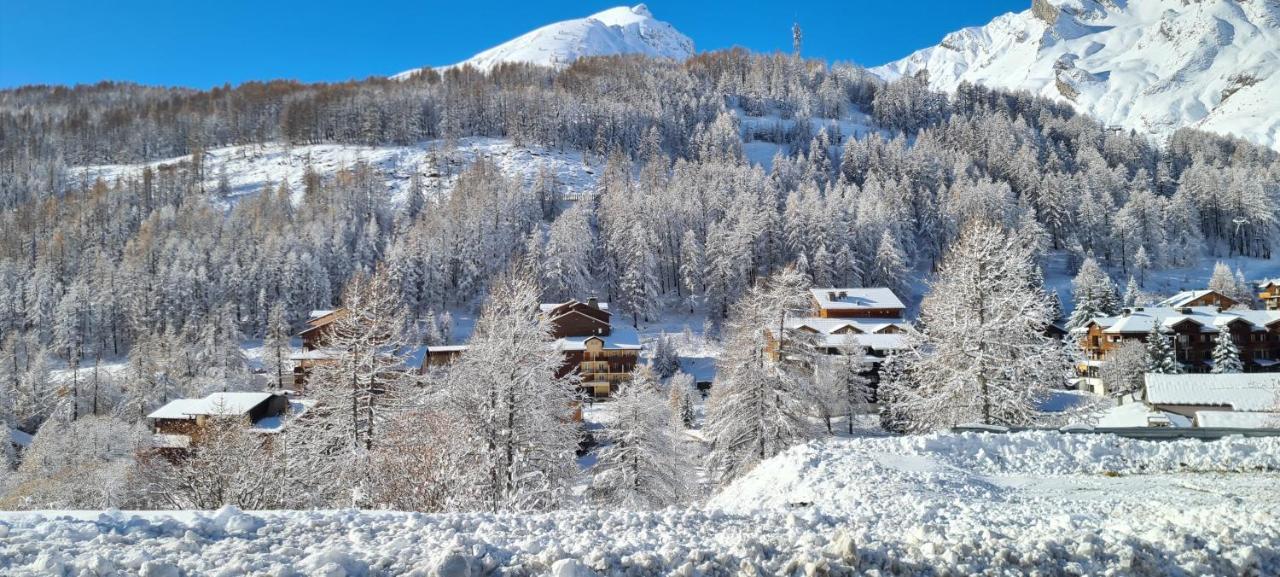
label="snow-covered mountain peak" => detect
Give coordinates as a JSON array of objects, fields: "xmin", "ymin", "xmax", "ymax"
[
  {"xmin": 875, "ymin": 0, "xmax": 1280, "ymax": 150},
  {"xmin": 392, "ymin": 4, "xmax": 693, "ymax": 78}
]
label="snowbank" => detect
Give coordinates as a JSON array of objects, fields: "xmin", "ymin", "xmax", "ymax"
[{"xmin": 3, "ymin": 432, "xmax": 1278, "ymax": 576}]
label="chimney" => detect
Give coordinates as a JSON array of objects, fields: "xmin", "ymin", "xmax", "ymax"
[
  {"xmin": 1122, "ymin": 308, "xmax": 1132, "ymax": 316},
  {"xmin": 588, "ymin": 296, "xmax": 600, "ymax": 309}
]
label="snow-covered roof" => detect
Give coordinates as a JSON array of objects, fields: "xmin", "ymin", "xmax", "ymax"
[
  {"xmin": 289, "ymin": 350, "xmax": 336, "ymax": 361},
  {"xmin": 1144, "ymin": 373, "xmax": 1280, "ymax": 411},
  {"xmin": 147, "ymin": 392, "xmax": 275, "ymax": 420},
  {"xmin": 1153, "ymin": 290, "xmax": 1228, "ymax": 308},
  {"xmin": 1091, "ymin": 307, "xmax": 1280, "ymax": 335},
  {"xmin": 308, "ymin": 309, "xmax": 336, "ymax": 319},
  {"xmin": 786, "ymin": 317, "xmax": 909, "ymax": 335},
  {"xmin": 1194, "ymin": 410, "xmax": 1280, "ymax": 429},
  {"xmin": 1093, "ymin": 401, "xmax": 1192, "ymax": 428},
  {"xmin": 538, "ymin": 300, "xmax": 610, "ymax": 314},
  {"xmin": 555, "ymin": 324, "xmax": 642, "ymax": 351},
  {"xmin": 426, "ymin": 345, "xmax": 469, "ymax": 353},
  {"xmin": 809, "ymin": 288, "xmax": 905, "ymax": 312}
]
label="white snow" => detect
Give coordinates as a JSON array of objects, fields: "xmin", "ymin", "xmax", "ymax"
[
  {"xmin": 392, "ymin": 4, "xmax": 694, "ymax": 77},
  {"xmin": 145, "ymin": 392, "xmax": 275, "ymax": 421},
  {"xmin": 72, "ymin": 137, "xmax": 602, "ymax": 208},
  {"xmin": 874, "ymin": 0, "xmax": 1280, "ymax": 150},
  {"xmin": 1145, "ymin": 372, "xmax": 1280, "ymax": 411},
  {"xmin": 3, "ymin": 431, "xmax": 1277, "ymax": 575},
  {"xmin": 1195, "ymin": 410, "xmax": 1280, "ymax": 428}
]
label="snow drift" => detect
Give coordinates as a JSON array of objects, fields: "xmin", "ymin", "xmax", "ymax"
[
  {"xmin": 393, "ymin": 4, "xmax": 694, "ymax": 78},
  {"xmin": 3, "ymin": 432, "xmax": 1278, "ymax": 576},
  {"xmin": 875, "ymin": 0, "xmax": 1280, "ymax": 150}
]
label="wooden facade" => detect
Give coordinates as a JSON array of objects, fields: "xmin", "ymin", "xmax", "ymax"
[
  {"xmin": 1079, "ymin": 310, "xmax": 1280, "ymax": 373},
  {"xmin": 1155, "ymin": 290, "xmax": 1240, "ymax": 311},
  {"xmin": 543, "ymin": 300, "xmax": 612, "ymax": 338},
  {"xmin": 1260, "ymin": 281, "xmax": 1280, "ymax": 310},
  {"xmin": 541, "ymin": 299, "xmax": 640, "ymax": 398}
]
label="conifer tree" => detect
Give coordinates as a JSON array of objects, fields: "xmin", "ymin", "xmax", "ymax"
[
  {"xmin": 1211, "ymin": 333, "xmax": 1243, "ymax": 374},
  {"xmin": 668, "ymin": 371, "xmax": 696, "ymax": 428},
  {"xmin": 880, "ymin": 222, "xmax": 1067, "ymax": 431},
  {"xmin": 1067, "ymin": 257, "xmax": 1121, "ymax": 330},
  {"xmin": 591, "ymin": 382, "xmax": 694, "ymax": 509},
  {"xmin": 1145, "ymin": 326, "xmax": 1181, "ymax": 374}
]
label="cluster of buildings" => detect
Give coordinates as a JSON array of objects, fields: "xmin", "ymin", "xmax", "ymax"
[
  {"xmin": 145, "ymin": 287, "xmax": 913, "ymax": 451},
  {"xmin": 1076, "ymin": 285, "xmax": 1280, "ymax": 429}
]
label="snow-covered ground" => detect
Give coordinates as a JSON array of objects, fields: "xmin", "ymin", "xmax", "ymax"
[
  {"xmin": 73, "ymin": 137, "xmax": 602, "ymax": 208},
  {"xmin": 3, "ymin": 431, "xmax": 1276, "ymax": 576}
]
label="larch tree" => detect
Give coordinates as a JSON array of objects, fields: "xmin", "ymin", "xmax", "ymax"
[
  {"xmin": 1098, "ymin": 340, "xmax": 1147, "ymax": 398},
  {"xmin": 439, "ymin": 268, "xmax": 580, "ymax": 513},
  {"xmin": 263, "ymin": 302, "xmax": 293, "ymax": 389},
  {"xmin": 1067, "ymin": 257, "xmax": 1121, "ymax": 331},
  {"xmin": 880, "ymin": 221, "xmax": 1068, "ymax": 432},
  {"xmin": 704, "ymin": 266, "xmax": 816, "ymax": 485},
  {"xmin": 820, "ymin": 335, "xmax": 873, "ymax": 434},
  {"xmin": 291, "ymin": 267, "xmax": 416, "ymax": 507},
  {"xmin": 668, "ymin": 371, "xmax": 695, "ymax": 428},
  {"xmin": 591, "ymin": 382, "xmax": 694, "ymax": 509},
  {"xmin": 869, "ymin": 230, "xmax": 907, "ymax": 294}
]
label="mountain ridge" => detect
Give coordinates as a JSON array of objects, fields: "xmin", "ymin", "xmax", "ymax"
[
  {"xmin": 873, "ymin": 0, "xmax": 1280, "ymax": 150},
  {"xmin": 391, "ymin": 4, "xmax": 693, "ymax": 78}
]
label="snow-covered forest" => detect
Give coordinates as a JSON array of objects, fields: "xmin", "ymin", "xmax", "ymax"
[{"xmin": 1, "ymin": 47, "xmax": 1279, "ymax": 512}]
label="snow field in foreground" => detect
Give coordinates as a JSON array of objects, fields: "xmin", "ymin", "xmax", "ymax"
[{"xmin": 2, "ymin": 431, "xmax": 1278, "ymax": 576}]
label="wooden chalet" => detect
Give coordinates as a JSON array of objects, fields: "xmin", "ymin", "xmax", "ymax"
[
  {"xmin": 147, "ymin": 392, "xmax": 297, "ymax": 451},
  {"xmin": 1075, "ymin": 306, "xmax": 1280, "ymax": 394},
  {"xmin": 1143, "ymin": 373, "xmax": 1280, "ymax": 427},
  {"xmin": 1259, "ymin": 280, "xmax": 1280, "ymax": 310},
  {"xmin": 540, "ymin": 298, "xmax": 641, "ymax": 398},
  {"xmin": 809, "ymin": 288, "xmax": 906, "ymax": 319},
  {"xmin": 290, "ymin": 309, "xmax": 348, "ymax": 389},
  {"xmin": 1153, "ymin": 289, "xmax": 1239, "ymax": 311},
  {"xmin": 766, "ymin": 288, "xmax": 913, "ymax": 401},
  {"xmin": 421, "ymin": 345, "xmax": 469, "ymax": 371}
]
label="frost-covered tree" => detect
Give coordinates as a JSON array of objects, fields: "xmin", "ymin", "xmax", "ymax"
[
  {"xmin": 1145, "ymin": 326, "xmax": 1181, "ymax": 374},
  {"xmin": 439, "ymin": 268, "xmax": 580, "ymax": 512},
  {"xmin": 880, "ymin": 222, "xmax": 1068, "ymax": 431},
  {"xmin": 5, "ymin": 414, "xmax": 147, "ymax": 509},
  {"xmin": 591, "ymin": 382, "xmax": 694, "ymax": 509},
  {"xmin": 649, "ymin": 332, "xmax": 680, "ymax": 378},
  {"xmin": 1211, "ymin": 333, "xmax": 1243, "ymax": 374},
  {"xmin": 291, "ymin": 268, "xmax": 416, "ymax": 506},
  {"xmin": 1067, "ymin": 257, "xmax": 1121, "ymax": 330},
  {"xmin": 263, "ymin": 302, "xmax": 293, "ymax": 389},
  {"xmin": 1098, "ymin": 340, "xmax": 1147, "ymax": 398},
  {"xmin": 705, "ymin": 267, "xmax": 816, "ymax": 485},
  {"xmin": 668, "ymin": 371, "xmax": 695, "ymax": 428},
  {"xmin": 1208, "ymin": 262, "xmax": 1238, "ymax": 301},
  {"xmin": 869, "ymin": 230, "xmax": 907, "ymax": 295},
  {"xmin": 818, "ymin": 336, "xmax": 873, "ymax": 434},
  {"xmin": 144, "ymin": 416, "xmax": 287, "ymax": 510}
]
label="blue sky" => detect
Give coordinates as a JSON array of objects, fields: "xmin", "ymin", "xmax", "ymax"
[{"xmin": 0, "ymin": 1, "xmax": 1028, "ymax": 89}]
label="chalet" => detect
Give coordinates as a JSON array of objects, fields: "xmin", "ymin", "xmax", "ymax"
[
  {"xmin": 1153, "ymin": 289, "xmax": 1239, "ymax": 311},
  {"xmin": 766, "ymin": 288, "xmax": 912, "ymax": 401},
  {"xmin": 810, "ymin": 288, "xmax": 906, "ymax": 319},
  {"xmin": 1143, "ymin": 373, "xmax": 1280, "ymax": 428},
  {"xmin": 291, "ymin": 308, "xmax": 348, "ymax": 388},
  {"xmin": 539, "ymin": 298, "xmax": 641, "ymax": 398},
  {"xmin": 1076, "ymin": 306, "xmax": 1280, "ymax": 394},
  {"xmin": 1259, "ymin": 280, "xmax": 1280, "ymax": 310},
  {"xmin": 146, "ymin": 391, "xmax": 299, "ymax": 449},
  {"xmin": 422, "ymin": 345, "xmax": 469, "ymax": 370}
]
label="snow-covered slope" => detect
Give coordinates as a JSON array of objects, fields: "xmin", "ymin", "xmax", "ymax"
[
  {"xmin": 392, "ymin": 4, "xmax": 694, "ymax": 78},
  {"xmin": 72, "ymin": 137, "xmax": 601, "ymax": 207},
  {"xmin": 874, "ymin": 0, "xmax": 1280, "ymax": 150},
  {"xmin": 4, "ymin": 432, "xmax": 1278, "ymax": 575}
]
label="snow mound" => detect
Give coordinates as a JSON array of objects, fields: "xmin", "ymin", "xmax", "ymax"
[
  {"xmin": 874, "ymin": 0, "xmax": 1280, "ymax": 150},
  {"xmin": 393, "ymin": 4, "xmax": 694, "ymax": 78},
  {"xmin": 3, "ymin": 432, "xmax": 1278, "ymax": 575}
]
